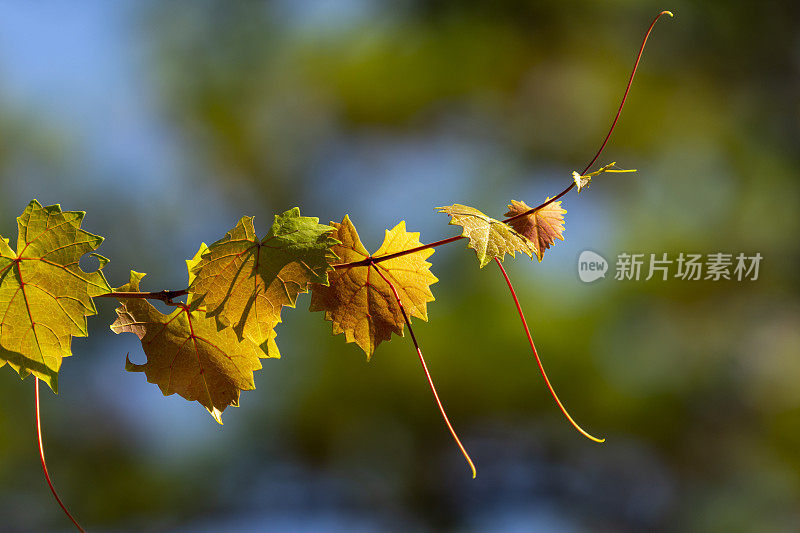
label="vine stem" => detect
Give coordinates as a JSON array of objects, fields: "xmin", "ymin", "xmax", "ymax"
[
  {"xmin": 98, "ymin": 289, "xmax": 188, "ymax": 305},
  {"xmin": 504, "ymin": 9, "xmax": 673, "ymax": 224},
  {"xmin": 35, "ymin": 378, "xmax": 86, "ymax": 533},
  {"xmin": 494, "ymin": 258, "xmax": 604, "ymax": 443},
  {"xmin": 330, "ymin": 9, "xmax": 675, "ymax": 269},
  {"xmin": 95, "ymin": 11, "xmax": 673, "ymax": 293},
  {"xmin": 369, "ymin": 261, "xmax": 477, "ymax": 478},
  {"xmin": 333, "ymin": 236, "xmax": 463, "ymax": 270}
]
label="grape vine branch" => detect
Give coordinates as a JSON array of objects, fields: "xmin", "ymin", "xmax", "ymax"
[{"xmin": 6, "ymin": 10, "xmax": 675, "ymax": 531}]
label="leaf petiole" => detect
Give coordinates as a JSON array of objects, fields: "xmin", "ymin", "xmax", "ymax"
[
  {"xmin": 494, "ymin": 258, "xmax": 604, "ymax": 443},
  {"xmin": 98, "ymin": 289, "xmax": 188, "ymax": 305},
  {"xmin": 35, "ymin": 378, "xmax": 86, "ymax": 532},
  {"xmin": 369, "ymin": 261, "xmax": 477, "ymax": 478}
]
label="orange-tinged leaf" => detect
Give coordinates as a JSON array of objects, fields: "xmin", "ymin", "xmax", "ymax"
[
  {"xmin": 437, "ymin": 204, "xmax": 536, "ymax": 268},
  {"xmin": 504, "ymin": 199, "xmax": 566, "ymax": 261},
  {"xmin": 110, "ymin": 245, "xmax": 272, "ymax": 424},
  {"xmin": 309, "ymin": 216, "xmax": 437, "ymax": 359},
  {"xmin": 0, "ymin": 200, "xmax": 111, "ymax": 392},
  {"xmin": 188, "ymin": 208, "xmax": 338, "ymax": 352}
]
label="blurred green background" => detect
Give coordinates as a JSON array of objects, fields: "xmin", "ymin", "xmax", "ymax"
[{"xmin": 1, "ymin": 1, "xmax": 798, "ymax": 531}]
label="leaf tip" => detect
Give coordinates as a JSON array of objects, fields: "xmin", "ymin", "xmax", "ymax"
[
  {"xmin": 45, "ymin": 373, "xmax": 58, "ymax": 394},
  {"xmin": 89, "ymin": 253, "xmax": 110, "ymax": 271},
  {"xmin": 26, "ymin": 198, "xmax": 44, "ymax": 210}
]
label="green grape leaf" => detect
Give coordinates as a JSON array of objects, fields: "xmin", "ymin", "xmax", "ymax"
[
  {"xmin": 110, "ymin": 245, "xmax": 271, "ymax": 424},
  {"xmin": 0, "ymin": 200, "xmax": 111, "ymax": 392},
  {"xmin": 437, "ymin": 204, "xmax": 536, "ymax": 268},
  {"xmin": 309, "ymin": 216, "xmax": 437, "ymax": 358},
  {"xmin": 188, "ymin": 208, "xmax": 339, "ymax": 351},
  {"xmin": 504, "ymin": 199, "xmax": 566, "ymax": 261}
]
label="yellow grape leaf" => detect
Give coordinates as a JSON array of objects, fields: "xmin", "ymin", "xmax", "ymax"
[
  {"xmin": 189, "ymin": 208, "xmax": 339, "ymax": 352},
  {"xmin": 437, "ymin": 204, "xmax": 536, "ymax": 268},
  {"xmin": 110, "ymin": 245, "xmax": 272, "ymax": 424},
  {"xmin": 309, "ymin": 216, "xmax": 437, "ymax": 359},
  {"xmin": 504, "ymin": 199, "xmax": 566, "ymax": 262},
  {"xmin": 0, "ymin": 200, "xmax": 111, "ymax": 392}
]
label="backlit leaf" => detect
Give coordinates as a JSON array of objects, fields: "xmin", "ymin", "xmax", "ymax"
[
  {"xmin": 189, "ymin": 208, "xmax": 338, "ymax": 352},
  {"xmin": 309, "ymin": 216, "xmax": 437, "ymax": 358},
  {"xmin": 0, "ymin": 200, "xmax": 111, "ymax": 392},
  {"xmin": 504, "ymin": 199, "xmax": 566, "ymax": 261},
  {"xmin": 110, "ymin": 245, "xmax": 270, "ymax": 424},
  {"xmin": 437, "ymin": 204, "xmax": 536, "ymax": 268}
]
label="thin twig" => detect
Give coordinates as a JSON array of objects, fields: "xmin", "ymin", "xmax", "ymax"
[{"xmin": 35, "ymin": 378, "xmax": 87, "ymax": 533}]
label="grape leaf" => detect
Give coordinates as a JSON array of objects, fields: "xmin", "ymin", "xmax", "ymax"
[
  {"xmin": 437, "ymin": 204, "xmax": 536, "ymax": 268},
  {"xmin": 309, "ymin": 216, "xmax": 437, "ymax": 358},
  {"xmin": 110, "ymin": 245, "xmax": 270, "ymax": 423},
  {"xmin": 0, "ymin": 200, "xmax": 111, "ymax": 392},
  {"xmin": 189, "ymin": 208, "xmax": 338, "ymax": 352},
  {"xmin": 504, "ymin": 199, "xmax": 566, "ymax": 261}
]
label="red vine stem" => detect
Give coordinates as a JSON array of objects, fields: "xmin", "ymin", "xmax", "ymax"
[
  {"xmin": 333, "ymin": 236, "xmax": 463, "ymax": 270},
  {"xmin": 333, "ymin": 9, "xmax": 675, "ymax": 268},
  {"xmin": 102, "ymin": 11, "xmax": 673, "ymax": 289},
  {"xmin": 505, "ymin": 10, "xmax": 672, "ymax": 223},
  {"xmin": 35, "ymin": 378, "xmax": 86, "ymax": 533},
  {"xmin": 369, "ymin": 261, "xmax": 477, "ymax": 478},
  {"xmin": 494, "ymin": 258, "xmax": 604, "ymax": 443}
]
